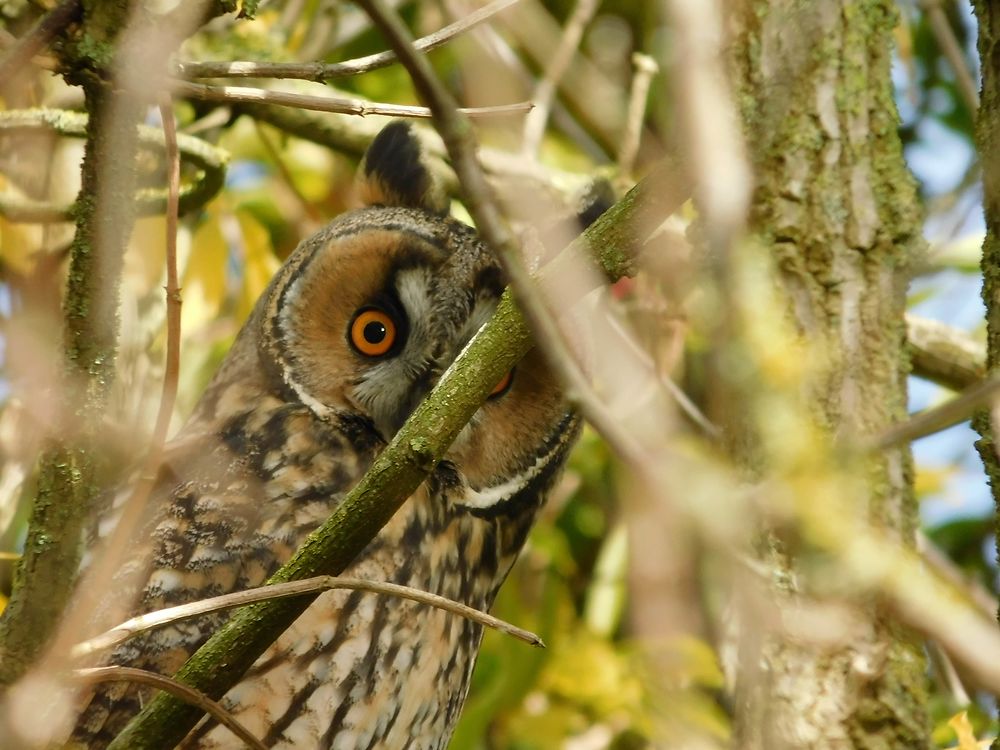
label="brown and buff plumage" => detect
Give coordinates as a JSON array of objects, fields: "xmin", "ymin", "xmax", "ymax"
[{"xmin": 71, "ymin": 121, "xmax": 579, "ymax": 749}]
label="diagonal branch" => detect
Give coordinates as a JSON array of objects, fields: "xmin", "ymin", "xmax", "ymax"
[
  {"xmin": 355, "ymin": 0, "xmax": 621, "ymax": 454},
  {"xmin": 872, "ymin": 371, "xmax": 1000, "ymax": 450}
]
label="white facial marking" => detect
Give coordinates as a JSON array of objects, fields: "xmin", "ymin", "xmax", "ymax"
[{"xmin": 456, "ymin": 424, "xmax": 566, "ymax": 510}]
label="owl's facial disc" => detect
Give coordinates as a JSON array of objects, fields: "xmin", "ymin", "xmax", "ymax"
[
  {"xmin": 348, "ymin": 262, "xmax": 502, "ymax": 440},
  {"xmin": 264, "ymin": 206, "xmax": 509, "ymax": 444}
]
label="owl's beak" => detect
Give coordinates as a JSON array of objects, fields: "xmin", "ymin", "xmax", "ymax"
[{"xmin": 382, "ymin": 371, "xmax": 435, "ymax": 440}]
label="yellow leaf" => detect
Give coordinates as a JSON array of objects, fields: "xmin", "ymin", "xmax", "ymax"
[
  {"xmin": 236, "ymin": 209, "xmax": 279, "ymax": 321},
  {"xmin": 946, "ymin": 712, "xmax": 983, "ymax": 750},
  {"xmin": 183, "ymin": 214, "xmax": 229, "ymax": 332},
  {"xmin": 126, "ymin": 216, "xmax": 168, "ymax": 296},
  {"xmin": 0, "ymin": 213, "xmax": 42, "ymax": 276},
  {"xmin": 914, "ymin": 465, "xmax": 953, "ymax": 499}
]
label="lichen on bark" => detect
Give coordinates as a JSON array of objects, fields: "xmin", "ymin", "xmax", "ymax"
[
  {"xmin": 969, "ymin": 8, "xmax": 1000, "ymax": 748},
  {"xmin": 727, "ymin": 1, "xmax": 929, "ymax": 747},
  {"xmin": 0, "ymin": 4, "xmax": 146, "ymax": 684}
]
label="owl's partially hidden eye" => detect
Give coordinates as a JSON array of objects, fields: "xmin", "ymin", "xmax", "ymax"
[{"xmin": 73, "ymin": 120, "xmax": 580, "ymax": 750}]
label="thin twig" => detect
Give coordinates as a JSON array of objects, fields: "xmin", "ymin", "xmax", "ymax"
[
  {"xmin": 253, "ymin": 121, "xmax": 324, "ymax": 225},
  {"xmin": 927, "ymin": 641, "xmax": 972, "ymax": 706},
  {"xmin": 177, "ymin": 0, "xmax": 522, "ymax": 82},
  {"xmin": 922, "ymin": 0, "xmax": 979, "ymax": 112},
  {"xmin": 173, "ymin": 80, "xmax": 533, "ymax": 119},
  {"xmin": 230, "ymin": 97, "xmax": 589, "ymax": 201},
  {"xmin": 871, "ymin": 371, "xmax": 1000, "ymax": 450},
  {"xmin": 520, "ymin": 0, "xmax": 600, "ymax": 157},
  {"xmin": 917, "ymin": 532, "xmax": 997, "ymax": 621},
  {"xmin": 442, "ymin": 0, "xmax": 609, "ymax": 160},
  {"xmin": 75, "ymin": 667, "xmax": 265, "ymax": 750},
  {"xmin": 156, "ymin": 98, "xmax": 183, "ymax": 453},
  {"xmin": 0, "ymin": 0, "xmax": 81, "ymax": 82},
  {"xmin": 661, "ymin": 370, "xmax": 722, "ymax": 441},
  {"xmin": 72, "ymin": 575, "xmax": 543, "ymax": 659},
  {"xmin": 617, "ymin": 53, "xmax": 659, "ymax": 176}
]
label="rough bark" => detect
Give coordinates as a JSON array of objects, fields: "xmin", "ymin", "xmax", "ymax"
[
  {"xmin": 0, "ymin": 63, "xmax": 144, "ymax": 684},
  {"xmin": 970, "ymin": 5, "xmax": 1000, "ymax": 747},
  {"xmin": 729, "ymin": 1, "xmax": 929, "ymax": 747}
]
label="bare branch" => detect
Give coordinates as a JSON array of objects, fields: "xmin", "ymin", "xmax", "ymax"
[
  {"xmin": 177, "ymin": 0, "xmax": 522, "ymax": 82},
  {"xmin": 520, "ymin": 0, "xmax": 600, "ymax": 156},
  {"xmin": 921, "ymin": 0, "xmax": 979, "ymax": 112},
  {"xmin": 0, "ymin": 109, "xmax": 228, "ymax": 224},
  {"xmin": 173, "ymin": 80, "xmax": 533, "ymax": 119},
  {"xmin": 253, "ymin": 121, "xmax": 324, "ymax": 226},
  {"xmin": 75, "ymin": 667, "xmax": 266, "ymax": 750},
  {"xmin": 907, "ymin": 313, "xmax": 985, "ymax": 391},
  {"xmin": 872, "ymin": 371, "xmax": 1000, "ymax": 449},
  {"xmin": 917, "ymin": 532, "xmax": 997, "ymax": 622},
  {"xmin": 73, "ymin": 575, "xmax": 543, "ymax": 659},
  {"xmin": 617, "ymin": 53, "xmax": 659, "ymax": 176}
]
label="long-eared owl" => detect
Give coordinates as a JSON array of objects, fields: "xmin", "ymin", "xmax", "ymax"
[{"xmin": 71, "ymin": 121, "xmax": 579, "ymax": 749}]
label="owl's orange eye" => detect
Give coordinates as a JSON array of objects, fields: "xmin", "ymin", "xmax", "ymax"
[
  {"xmin": 488, "ymin": 369, "xmax": 514, "ymax": 399},
  {"xmin": 349, "ymin": 308, "xmax": 397, "ymax": 357}
]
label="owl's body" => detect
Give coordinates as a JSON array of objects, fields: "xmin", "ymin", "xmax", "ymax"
[{"xmin": 72, "ymin": 123, "xmax": 578, "ymax": 749}]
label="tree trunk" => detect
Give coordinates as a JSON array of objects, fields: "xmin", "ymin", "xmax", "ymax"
[{"xmin": 728, "ymin": 1, "xmax": 929, "ymax": 747}]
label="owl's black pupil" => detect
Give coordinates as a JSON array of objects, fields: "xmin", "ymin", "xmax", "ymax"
[{"xmin": 364, "ymin": 320, "xmax": 387, "ymax": 343}]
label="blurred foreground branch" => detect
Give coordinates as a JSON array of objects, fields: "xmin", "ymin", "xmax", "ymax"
[
  {"xmin": 0, "ymin": 0, "xmax": 217, "ymax": 687},
  {"xmin": 0, "ymin": 109, "xmax": 227, "ymax": 224}
]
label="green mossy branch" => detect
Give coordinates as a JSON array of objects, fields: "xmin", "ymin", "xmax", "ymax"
[
  {"xmin": 0, "ymin": 82, "xmax": 144, "ymax": 684},
  {"xmin": 106, "ymin": 165, "xmax": 686, "ymax": 750},
  {"xmin": 970, "ymin": 10, "xmax": 1000, "ymax": 746}
]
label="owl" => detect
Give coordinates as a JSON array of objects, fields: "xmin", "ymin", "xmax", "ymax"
[{"xmin": 71, "ymin": 121, "xmax": 580, "ymax": 749}]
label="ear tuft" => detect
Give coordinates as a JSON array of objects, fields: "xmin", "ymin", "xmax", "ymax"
[{"xmin": 357, "ymin": 121, "xmax": 449, "ymax": 215}]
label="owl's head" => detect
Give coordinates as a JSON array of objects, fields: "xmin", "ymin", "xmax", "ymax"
[{"xmin": 228, "ymin": 121, "xmax": 572, "ymax": 499}]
